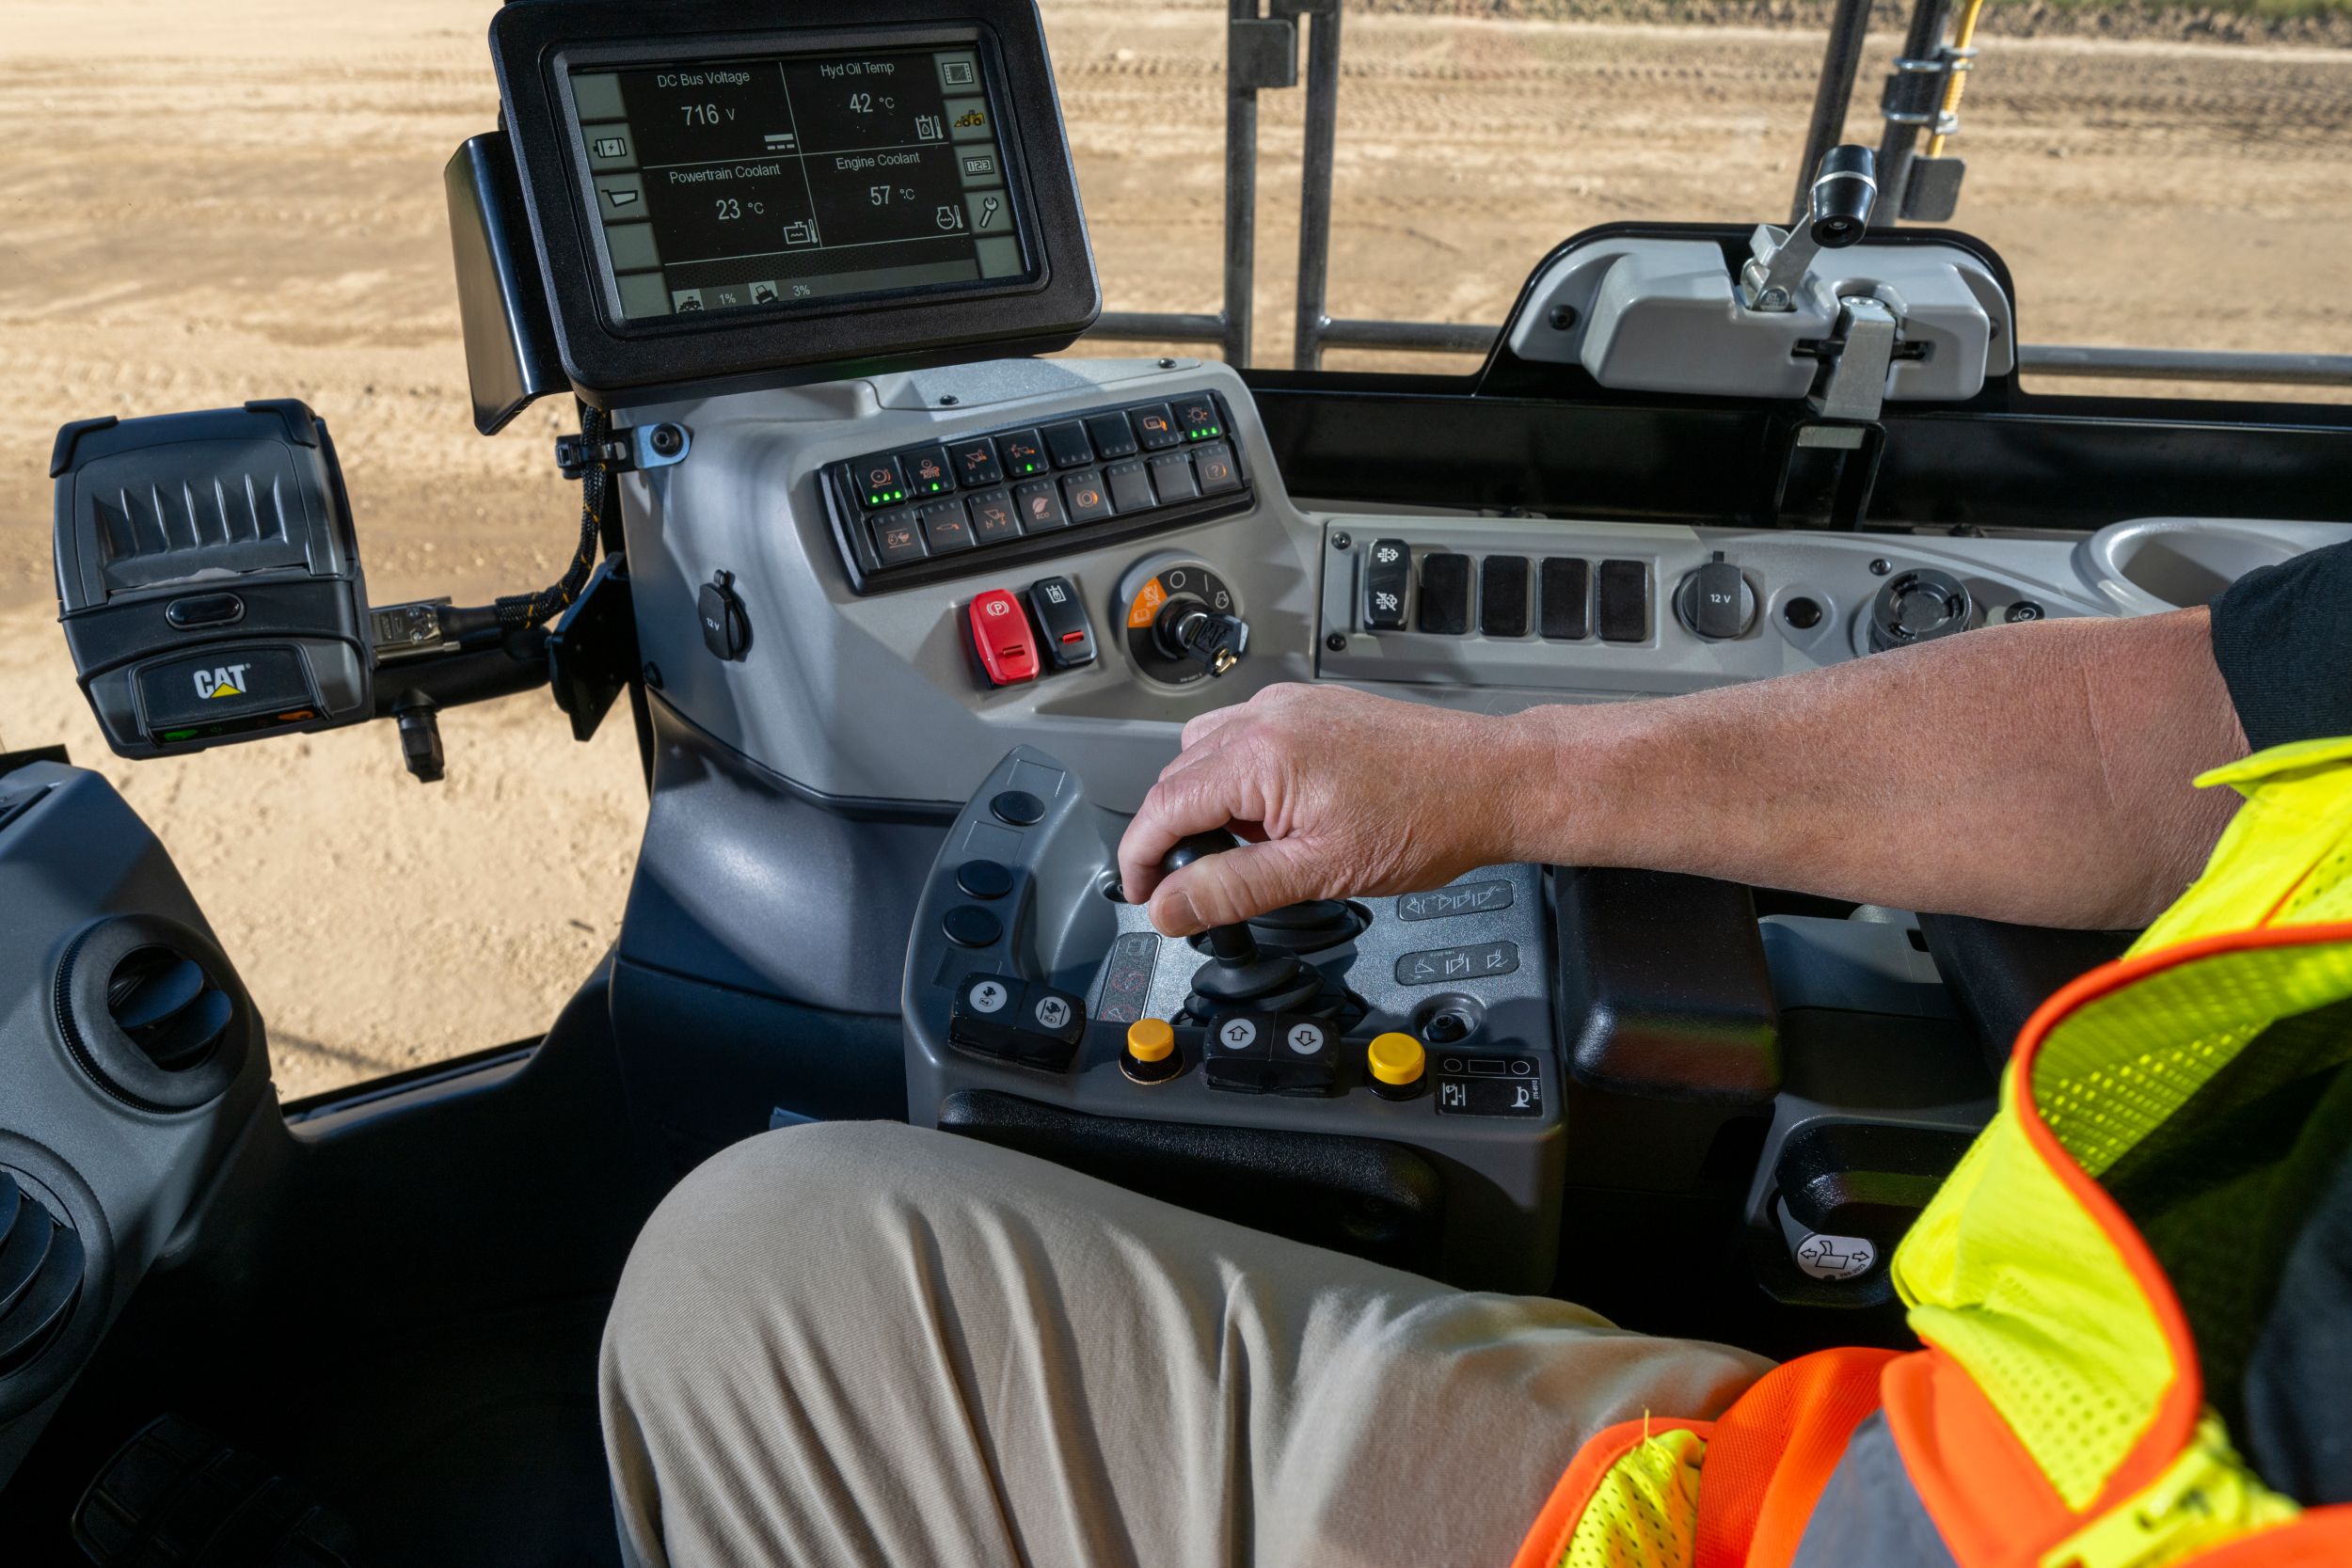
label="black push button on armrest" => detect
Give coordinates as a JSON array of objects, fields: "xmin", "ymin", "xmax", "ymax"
[
  {"xmin": 948, "ymin": 974, "xmax": 1085, "ymax": 1072},
  {"xmin": 1203, "ymin": 1012, "xmax": 1277, "ymax": 1093}
]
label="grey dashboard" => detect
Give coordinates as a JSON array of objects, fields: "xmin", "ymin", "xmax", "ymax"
[{"xmin": 613, "ymin": 356, "xmax": 2351, "ymax": 812}]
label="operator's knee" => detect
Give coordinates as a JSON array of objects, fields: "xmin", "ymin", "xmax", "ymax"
[
  {"xmin": 602, "ymin": 1120, "xmax": 1041, "ymax": 1401},
  {"xmin": 604, "ymin": 1124, "xmax": 1191, "ymax": 1563},
  {"xmin": 602, "ymin": 1122, "xmax": 985, "ymax": 1559},
  {"xmin": 609, "ymin": 1120, "xmax": 943, "ymax": 1347}
]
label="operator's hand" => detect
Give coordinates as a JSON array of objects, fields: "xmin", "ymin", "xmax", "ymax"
[{"xmin": 1117, "ymin": 684, "xmax": 1538, "ymax": 937}]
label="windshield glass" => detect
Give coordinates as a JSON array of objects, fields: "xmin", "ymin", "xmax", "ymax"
[{"xmin": 1045, "ymin": 0, "xmax": 2352, "ymax": 401}]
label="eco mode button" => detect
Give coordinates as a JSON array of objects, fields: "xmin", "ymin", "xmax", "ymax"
[{"xmin": 135, "ymin": 645, "xmax": 316, "ymax": 730}]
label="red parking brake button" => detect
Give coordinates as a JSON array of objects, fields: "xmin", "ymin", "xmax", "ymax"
[{"xmin": 968, "ymin": 590, "xmax": 1041, "ymax": 687}]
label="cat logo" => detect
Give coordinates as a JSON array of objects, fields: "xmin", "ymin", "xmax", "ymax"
[{"xmin": 192, "ymin": 663, "xmax": 252, "ymax": 700}]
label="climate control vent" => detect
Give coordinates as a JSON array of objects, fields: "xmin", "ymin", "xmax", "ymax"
[
  {"xmin": 0, "ymin": 1169, "xmax": 84, "ymax": 1380},
  {"xmin": 55, "ymin": 914, "xmax": 252, "ymax": 1114},
  {"xmin": 106, "ymin": 948, "xmax": 236, "ymax": 1073}
]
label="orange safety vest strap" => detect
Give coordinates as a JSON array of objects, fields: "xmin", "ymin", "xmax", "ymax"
[
  {"xmin": 1879, "ymin": 1348, "xmax": 2073, "ymax": 1566},
  {"xmin": 1692, "ymin": 1346, "xmax": 1902, "ymax": 1568},
  {"xmin": 1508, "ymin": 1417, "xmax": 1714, "ymax": 1568}
]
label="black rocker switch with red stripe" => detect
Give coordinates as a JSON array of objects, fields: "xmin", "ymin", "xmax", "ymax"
[
  {"xmin": 968, "ymin": 589, "xmax": 1041, "ymax": 687},
  {"xmin": 1026, "ymin": 576, "xmax": 1097, "ymax": 670}
]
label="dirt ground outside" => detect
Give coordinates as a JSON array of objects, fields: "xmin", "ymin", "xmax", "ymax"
[{"xmin": 2, "ymin": 0, "xmax": 2346, "ymax": 1101}]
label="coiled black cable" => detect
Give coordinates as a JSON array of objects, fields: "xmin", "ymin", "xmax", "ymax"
[
  {"xmin": 437, "ymin": 402, "xmax": 612, "ymax": 644},
  {"xmin": 498, "ymin": 402, "xmax": 610, "ymax": 629}
]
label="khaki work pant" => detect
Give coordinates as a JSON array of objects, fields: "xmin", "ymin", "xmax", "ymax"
[{"xmin": 600, "ymin": 1121, "xmax": 1771, "ymax": 1568}]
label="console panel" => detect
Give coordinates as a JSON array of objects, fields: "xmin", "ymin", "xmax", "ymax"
[
  {"xmin": 582, "ymin": 357, "xmax": 2352, "ymax": 1316},
  {"xmin": 613, "ymin": 357, "xmax": 2345, "ymax": 816},
  {"xmin": 899, "ymin": 747, "xmax": 1565, "ymax": 1292}
]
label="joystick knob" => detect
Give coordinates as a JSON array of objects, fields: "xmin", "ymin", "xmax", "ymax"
[
  {"xmin": 1160, "ymin": 831, "xmax": 1330, "ymax": 1018},
  {"xmin": 1165, "ymin": 831, "xmax": 1261, "ymax": 964}
]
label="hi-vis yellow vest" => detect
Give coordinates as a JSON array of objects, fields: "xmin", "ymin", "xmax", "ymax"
[{"xmin": 1512, "ymin": 736, "xmax": 2352, "ymax": 1568}]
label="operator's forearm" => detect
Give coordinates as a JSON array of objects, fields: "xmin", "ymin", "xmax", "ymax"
[{"xmin": 1507, "ymin": 609, "xmax": 2249, "ymax": 928}]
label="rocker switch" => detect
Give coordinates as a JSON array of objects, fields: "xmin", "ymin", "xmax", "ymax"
[
  {"xmin": 1363, "ymin": 538, "xmax": 1410, "ymax": 630},
  {"xmin": 1026, "ymin": 576, "xmax": 1097, "ymax": 670},
  {"xmin": 968, "ymin": 590, "xmax": 1041, "ymax": 687}
]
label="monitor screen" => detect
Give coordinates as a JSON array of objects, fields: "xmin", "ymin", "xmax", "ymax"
[{"xmin": 567, "ymin": 43, "xmax": 1030, "ymax": 321}]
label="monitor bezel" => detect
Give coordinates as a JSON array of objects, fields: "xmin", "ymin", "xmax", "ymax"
[{"xmin": 491, "ymin": 1, "xmax": 1099, "ymax": 406}]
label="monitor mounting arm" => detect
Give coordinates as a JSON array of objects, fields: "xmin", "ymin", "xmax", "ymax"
[
  {"xmin": 1502, "ymin": 138, "xmax": 2010, "ymax": 412},
  {"xmin": 1740, "ymin": 145, "xmax": 1878, "ymax": 312}
]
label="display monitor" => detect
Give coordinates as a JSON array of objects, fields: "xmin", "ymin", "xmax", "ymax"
[
  {"xmin": 567, "ymin": 43, "xmax": 1034, "ymax": 321},
  {"xmin": 478, "ymin": 2, "xmax": 1098, "ymax": 407}
]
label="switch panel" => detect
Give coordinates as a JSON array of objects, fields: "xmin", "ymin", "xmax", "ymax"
[
  {"xmin": 830, "ymin": 392, "xmax": 1251, "ymax": 593},
  {"xmin": 1315, "ymin": 511, "xmax": 2150, "ymax": 710}
]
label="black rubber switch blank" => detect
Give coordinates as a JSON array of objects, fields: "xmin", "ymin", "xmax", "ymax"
[
  {"xmin": 1539, "ymin": 558, "xmax": 1591, "ymax": 641},
  {"xmin": 957, "ymin": 860, "xmax": 1014, "ymax": 899},
  {"xmin": 1418, "ymin": 553, "xmax": 1472, "ymax": 636},
  {"xmin": 991, "ymin": 790, "xmax": 1046, "ymax": 826},
  {"xmin": 1480, "ymin": 557, "xmax": 1530, "ymax": 638},
  {"xmin": 1597, "ymin": 560, "xmax": 1651, "ymax": 643},
  {"xmin": 943, "ymin": 905, "xmax": 1004, "ymax": 948}
]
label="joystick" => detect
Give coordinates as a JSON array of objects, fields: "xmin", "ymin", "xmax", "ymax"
[{"xmin": 1162, "ymin": 831, "xmax": 1343, "ymax": 1020}]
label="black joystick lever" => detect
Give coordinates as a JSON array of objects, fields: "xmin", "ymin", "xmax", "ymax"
[
  {"xmin": 1740, "ymin": 144, "xmax": 1879, "ymax": 312},
  {"xmin": 1162, "ymin": 831, "xmax": 1333, "ymax": 1019}
]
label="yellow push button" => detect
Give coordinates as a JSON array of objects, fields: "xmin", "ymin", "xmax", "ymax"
[
  {"xmin": 1126, "ymin": 1018, "xmax": 1175, "ymax": 1063},
  {"xmin": 1367, "ymin": 1032, "xmax": 1426, "ymax": 1099},
  {"xmin": 1123, "ymin": 1017, "xmax": 1181, "ymax": 1083}
]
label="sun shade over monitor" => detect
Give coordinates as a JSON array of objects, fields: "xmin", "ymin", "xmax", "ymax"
[{"xmin": 458, "ymin": 0, "xmax": 1100, "ymax": 427}]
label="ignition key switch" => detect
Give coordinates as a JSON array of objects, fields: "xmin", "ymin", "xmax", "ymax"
[
  {"xmin": 1117, "ymin": 557, "xmax": 1248, "ymax": 686},
  {"xmin": 1161, "ymin": 602, "xmax": 1249, "ymax": 677}
]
